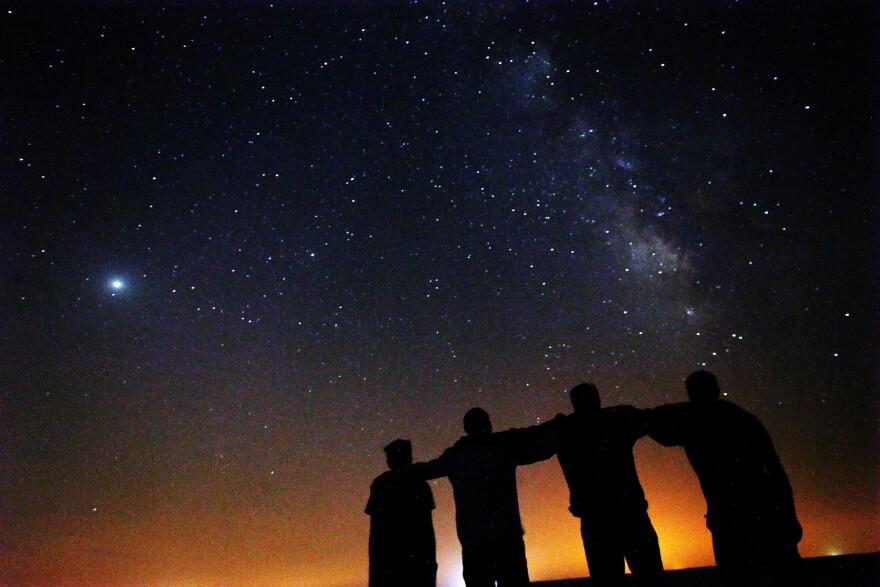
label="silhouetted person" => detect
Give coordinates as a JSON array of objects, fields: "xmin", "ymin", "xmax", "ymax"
[
  {"xmin": 366, "ymin": 439, "xmax": 437, "ymax": 587},
  {"xmin": 648, "ymin": 371, "xmax": 802, "ymax": 587},
  {"xmin": 556, "ymin": 383, "xmax": 666, "ymax": 587},
  {"xmin": 414, "ymin": 408, "xmax": 556, "ymax": 587}
]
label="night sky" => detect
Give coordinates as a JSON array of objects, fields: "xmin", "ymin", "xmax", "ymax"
[{"xmin": 1, "ymin": 2, "xmax": 877, "ymax": 586}]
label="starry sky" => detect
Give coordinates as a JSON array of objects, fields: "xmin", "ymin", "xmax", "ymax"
[{"xmin": 1, "ymin": 2, "xmax": 877, "ymax": 586}]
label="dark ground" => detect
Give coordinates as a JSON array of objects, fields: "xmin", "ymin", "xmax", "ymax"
[{"xmin": 533, "ymin": 553, "xmax": 880, "ymax": 587}]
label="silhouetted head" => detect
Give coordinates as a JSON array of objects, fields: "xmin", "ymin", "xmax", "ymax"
[
  {"xmin": 463, "ymin": 407, "xmax": 492, "ymax": 436},
  {"xmin": 384, "ymin": 439, "xmax": 413, "ymax": 470},
  {"xmin": 685, "ymin": 370, "xmax": 721, "ymax": 404},
  {"xmin": 570, "ymin": 383, "xmax": 601, "ymax": 414}
]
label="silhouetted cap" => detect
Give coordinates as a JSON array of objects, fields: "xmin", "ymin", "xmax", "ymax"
[
  {"xmin": 463, "ymin": 407, "xmax": 492, "ymax": 436},
  {"xmin": 685, "ymin": 370, "xmax": 720, "ymax": 403},
  {"xmin": 384, "ymin": 438, "xmax": 412, "ymax": 460},
  {"xmin": 570, "ymin": 382, "xmax": 601, "ymax": 413}
]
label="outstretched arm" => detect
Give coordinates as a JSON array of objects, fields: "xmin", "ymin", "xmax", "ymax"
[
  {"xmin": 646, "ymin": 403, "xmax": 689, "ymax": 447},
  {"xmin": 506, "ymin": 417, "xmax": 562, "ymax": 465},
  {"xmin": 410, "ymin": 452, "xmax": 450, "ymax": 481}
]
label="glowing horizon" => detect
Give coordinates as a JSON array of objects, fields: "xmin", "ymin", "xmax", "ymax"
[{"xmin": 6, "ymin": 441, "xmax": 877, "ymax": 587}]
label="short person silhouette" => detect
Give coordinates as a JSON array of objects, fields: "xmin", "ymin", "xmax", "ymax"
[
  {"xmin": 414, "ymin": 408, "xmax": 556, "ymax": 587},
  {"xmin": 556, "ymin": 383, "xmax": 666, "ymax": 587},
  {"xmin": 365, "ymin": 439, "xmax": 437, "ymax": 587},
  {"xmin": 649, "ymin": 371, "xmax": 802, "ymax": 586}
]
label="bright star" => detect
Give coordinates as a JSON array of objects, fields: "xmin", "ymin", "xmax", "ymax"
[{"xmin": 110, "ymin": 279, "xmax": 124, "ymax": 290}]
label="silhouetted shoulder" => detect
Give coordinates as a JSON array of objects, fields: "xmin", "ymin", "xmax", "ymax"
[
  {"xmin": 604, "ymin": 404, "xmax": 645, "ymax": 424},
  {"xmin": 646, "ymin": 402, "xmax": 691, "ymax": 446},
  {"xmin": 366, "ymin": 470, "xmax": 435, "ymax": 517},
  {"xmin": 451, "ymin": 434, "xmax": 480, "ymax": 450},
  {"xmin": 367, "ymin": 470, "xmax": 398, "ymax": 502},
  {"xmin": 714, "ymin": 401, "xmax": 779, "ymax": 452},
  {"xmin": 715, "ymin": 398, "xmax": 758, "ymax": 420},
  {"xmin": 603, "ymin": 404, "xmax": 649, "ymax": 441},
  {"xmin": 495, "ymin": 419, "xmax": 559, "ymax": 464},
  {"xmin": 410, "ymin": 447, "xmax": 456, "ymax": 481},
  {"xmin": 702, "ymin": 400, "xmax": 768, "ymax": 436}
]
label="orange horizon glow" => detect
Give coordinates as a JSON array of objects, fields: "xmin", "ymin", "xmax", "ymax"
[{"xmin": 5, "ymin": 441, "xmax": 877, "ymax": 587}]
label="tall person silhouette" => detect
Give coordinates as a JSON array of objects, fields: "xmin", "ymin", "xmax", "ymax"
[
  {"xmin": 414, "ymin": 408, "xmax": 556, "ymax": 587},
  {"xmin": 366, "ymin": 439, "xmax": 437, "ymax": 587},
  {"xmin": 556, "ymin": 383, "xmax": 666, "ymax": 587},
  {"xmin": 649, "ymin": 371, "xmax": 802, "ymax": 586}
]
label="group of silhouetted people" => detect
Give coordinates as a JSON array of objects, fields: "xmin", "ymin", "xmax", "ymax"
[{"xmin": 365, "ymin": 371, "xmax": 802, "ymax": 587}]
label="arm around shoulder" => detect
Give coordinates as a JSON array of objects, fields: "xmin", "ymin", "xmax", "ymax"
[
  {"xmin": 645, "ymin": 403, "xmax": 688, "ymax": 447},
  {"xmin": 409, "ymin": 451, "xmax": 450, "ymax": 481},
  {"xmin": 510, "ymin": 417, "xmax": 560, "ymax": 465}
]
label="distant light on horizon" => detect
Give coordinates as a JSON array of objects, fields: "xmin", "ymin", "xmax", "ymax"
[
  {"xmin": 440, "ymin": 576, "xmax": 467, "ymax": 587},
  {"xmin": 438, "ymin": 551, "xmax": 466, "ymax": 587}
]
